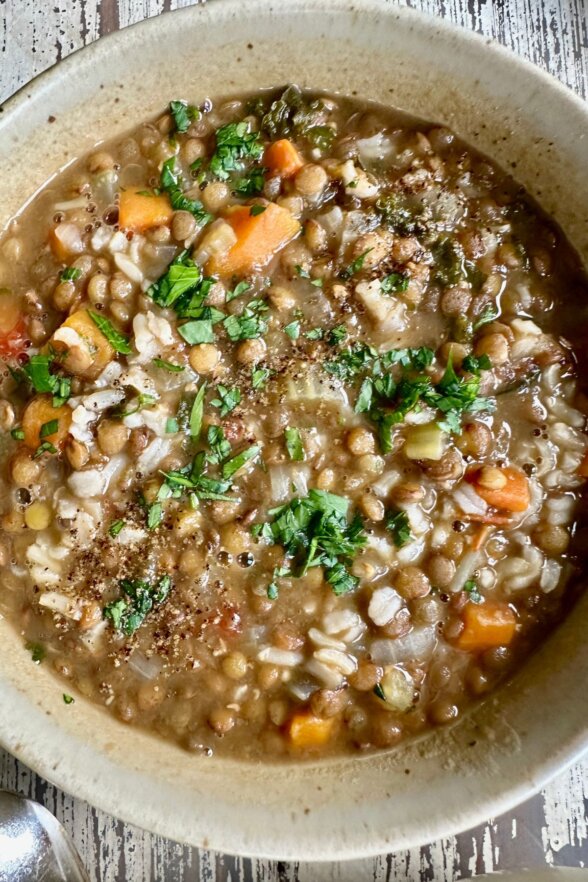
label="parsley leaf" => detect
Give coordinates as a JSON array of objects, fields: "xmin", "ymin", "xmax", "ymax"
[
  {"xmin": 327, "ymin": 324, "xmax": 348, "ymax": 346},
  {"xmin": 189, "ymin": 382, "xmax": 207, "ymax": 440},
  {"xmin": 210, "ymin": 122, "xmax": 263, "ymax": 181},
  {"xmin": 305, "ymin": 125, "xmax": 335, "ymax": 151},
  {"xmin": 385, "ymin": 509, "xmax": 412, "ymax": 548},
  {"xmin": 63, "ymin": 693, "xmax": 75, "ymax": 705},
  {"xmin": 432, "ymin": 237, "xmax": 465, "ymax": 287},
  {"xmin": 160, "ymin": 157, "xmax": 211, "ymax": 225},
  {"xmin": 381, "ymin": 272, "xmax": 409, "ymax": 294},
  {"xmin": 233, "ymin": 167, "xmax": 267, "ymax": 196},
  {"xmin": 207, "ymin": 425, "xmax": 231, "ymax": 464},
  {"xmin": 253, "ymin": 489, "xmax": 366, "ymax": 596},
  {"xmin": 178, "ymin": 319, "xmax": 215, "ymax": 344},
  {"xmin": 473, "ymin": 304, "xmax": 500, "ymax": 331},
  {"xmin": 339, "ymin": 249, "xmax": 373, "ymax": 280},
  {"xmin": 226, "ymin": 280, "xmax": 251, "ymax": 303},
  {"xmin": 33, "ymin": 441, "xmax": 57, "ymax": 459},
  {"xmin": 109, "ymin": 519, "xmax": 125, "ymax": 538},
  {"xmin": 464, "ymin": 579, "xmax": 483, "ymax": 604},
  {"xmin": 60, "ymin": 267, "xmax": 82, "ymax": 282},
  {"xmin": 148, "ymin": 250, "xmax": 211, "ymax": 313},
  {"xmin": 249, "ymin": 203, "xmax": 266, "ymax": 216},
  {"xmin": 169, "ymin": 99, "xmax": 201, "ymax": 133},
  {"xmin": 305, "ymin": 328, "xmax": 324, "ymax": 341},
  {"xmin": 222, "ymin": 444, "xmax": 261, "ymax": 479},
  {"xmin": 284, "ymin": 320, "xmax": 301, "ymax": 340},
  {"xmin": 147, "ymin": 501, "xmax": 163, "ymax": 530},
  {"xmin": 152, "ymin": 358, "xmax": 184, "ymax": 373},
  {"xmin": 284, "ymin": 427, "xmax": 305, "ymax": 461},
  {"xmin": 223, "ymin": 299, "xmax": 268, "ymax": 341},
  {"xmin": 251, "ymin": 366, "xmax": 271, "ymax": 389},
  {"xmin": 103, "ymin": 574, "xmax": 172, "ymax": 636},
  {"xmin": 88, "ymin": 311, "xmax": 132, "ymax": 355},
  {"xmin": 10, "ymin": 427, "xmax": 24, "ymax": 440},
  {"xmin": 26, "ymin": 641, "xmax": 45, "ymax": 664},
  {"xmin": 211, "ymin": 384, "xmax": 241, "ymax": 417},
  {"xmin": 40, "ymin": 419, "xmax": 59, "ymax": 438}
]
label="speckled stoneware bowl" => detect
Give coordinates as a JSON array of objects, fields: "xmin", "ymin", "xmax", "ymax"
[{"xmin": 1, "ymin": 0, "xmax": 587, "ymax": 860}]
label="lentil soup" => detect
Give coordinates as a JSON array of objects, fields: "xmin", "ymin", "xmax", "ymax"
[{"xmin": 1, "ymin": 86, "xmax": 587, "ymax": 759}]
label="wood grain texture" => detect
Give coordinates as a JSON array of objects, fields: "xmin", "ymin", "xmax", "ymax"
[{"xmin": 0, "ymin": 0, "xmax": 587, "ymax": 878}]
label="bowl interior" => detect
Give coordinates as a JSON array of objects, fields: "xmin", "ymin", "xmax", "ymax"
[{"xmin": 1, "ymin": 0, "xmax": 587, "ymax": 860}]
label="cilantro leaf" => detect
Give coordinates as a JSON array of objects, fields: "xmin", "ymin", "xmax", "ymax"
[
  {"xmin": 178, "ymin": 319, "xmax": 215, "ymax": 344},
  {"xmin": 284, "ymin": 427, "xmax": 304, "ymax": 461},
  {"xmin": 464, "ymin": 579, "xmax": 483, "ymax": 604},
  {"xmin": 189, "ymin": 382, "xmax": 207, "ymax": 440},
  {"xmin": 169, "ymin": 99, "xmax": 201, "ymax": 133},
  {"xmin": 109, "ymin": 519, "xmax": 125, "ymax": 538},
  {"xmin": 210, "ymin": 122, "xmax": 263, "ymax": 181},
  {"xmin": 222, "ymin": 444, "xmax": 261, "ymax": 479},
  {"xmin": 152, "ymin": 358, "xmax": 184, "ymax": 373},
  {"xmin": 251, "ymin": 366, "xmax": 271, "ymax": 389},
  {"xmin": 63, "ymin": 693, "xmax": 75, "ymax": 705},
  {"xmin": 211, "ymin": 384, "xmax": 241, "ymax": 417},
  {"xmin": 233, "ymin": 167, "xmax": 267, "ymax": 196},
  {"xmin": 160, "ymin": 157, "xmax": 211, "ymax": 225},
  {"xmin": 223, "ymin": 299, "xmax": 268, "ymax": 341},
  {"xmin": 207, "ymin": 425, "xmax": 231, "ymax": 464},
  {"xmin": 26, "ymin": 641, "xmax": 45, "ymax": 664},
  {"xmin": 88, "ymin": 311, "xmax": 132, "ymax": 355},
  {"xmin": 381, "ymin": 272, "xmax": 409, "ymax": 294},
  {"xmin": 103, "ymin": 574, "xmax": 172, "ymax": 636},
  {"xmin": 284, "ymin": 320, "xmax": 301, "ymax": 340},
  {"xmin": 226, "ymin": 280, "xmax": 251, "ymax": 303},
  {"xmin": 385, "ymin": 509, "xmax": 412, "ymax": 548},
  {"xmin": 339, "ymin": 249, "xmax": 373, "ymax": 280},
  {"xmin": 60, "ymin": 267, "xmax": 82, "ymax": 282},
  {"xmin": 249, "ymin": 203, "xmax": 266, "ymax": 217}
]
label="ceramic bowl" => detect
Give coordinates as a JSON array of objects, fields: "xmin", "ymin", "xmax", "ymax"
[{"xmin": 1, "ymin": 0, "xmax": 587, "ymax": 860}]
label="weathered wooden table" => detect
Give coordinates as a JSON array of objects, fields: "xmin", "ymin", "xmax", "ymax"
[{"xmin": 1, "ymin": 1, "xmax": 587, "ymax": 879}]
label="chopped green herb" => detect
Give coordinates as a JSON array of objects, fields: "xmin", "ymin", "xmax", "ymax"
[
  {"xmin": 295, "ymin": 265, "xmax": 310, "ymax": 279},
  {"xmin": 305, "ymin": 125, "xmax": 335, "ymax": 151},
  {"xmin": 223, "ymin": 298, "xmax": 268, "ymax": 341},
  {"xmin": 103, "ymin": 574, "xmax": 172, "ymax": 636},
  {"xmin": 253, "ymin": 489, "xmax": 366, "ymax": 596},
  {"xmin": 226, "ymin": 280, "xmax": 251, "ymax": 303},
  {"xmin": 147, "ymin": 502, "xmax": 163, "ymax": 530},
  {"xmin": 251, "ymin": 366, "xmax": 271, "ymax": 389},
  {"xmin": 40, "ymin": 419, "xmax": 59, "ymax": 438},
  {"xmin": 259, "ymin": 85, "xmax": 327, "ymax": 144},
  {"xmin": 210, "ymin": 122, "xmax": 263, "ymax": 181},
  {"xmin": 222, "ymin": 444, "xmax": 261, "ymax": 479},
  {"xmin": 178, "ymin": 319, "xmax": 215, "ymax": 344},
  {"xmin": 249, "ymin": 203, "xmax": 266, "ymax": 216},
  {"xmin": 165, "ymin": 417, "xmax": 179, "ymax": 434},
  {"xmin": 376, "ymin": 193, "xmax": 423, "ymax": 236},
  {"xmin": 339, "ymin": 248, "xmax": 373, "ymax": 280},
  {"xmin": 305, "ymin": 327, "xmax": 324, "ymax": 341},
  {"xmin": 373, "ymin": 683, "xmax": 386, "ymax": 701},
  {"xmin": 160, "ymin": 157, "xmax": 211, "ymax": 224},
  {"xmin": 473, "ymin": 304, "xmax": 500, "ymax": 331},
  {"xmin": 189, "ymin": 382, "xmax": 207, "ymax": 441},
  {"xmin": 432, "ymin": 237, "xmax": 465, "ymax": 287},
  {"xmin": 109, "ymin": 519, "xmax": 125, "ymax": 538},
  {"xmin": 33, "ymin": 441, "xmax": 57, "ymax": 459},
  {"xmin": 88, "ymin": 311, "xmax": 132, "ymax": 355},
  {"xmin": 464, "ymin": 579, "xmax": 483, "ymax": 604},
  {"xmin": 152, "ymin": 358, "xmax": 184, "ymax": 373},
  {"xmin": 284, "ymin": 427, "xmax": 305, "ymax": 461},
  {"xmin": 381, "ymin": 272, "xmax": 409, "ymax": 294},
  {"xmin": 284, "ymin": 320, "xmax": 301, "ymax": 340},
  {"xmin": 169, "ymin": 99, "xmax": 201, "ymax": 133},
  {"xmin": 211, "ymin": 384, "xmax": 241, "ymax": 417},
  {"xmin": 207, "ymin": 425, "xmax": 231, "ymax": 464},
  {"xmin": 60, "ymin": 267, "xmax": 82, "ymax": 282},
  {"xmin": 148, "ymin": 250, "xmax": 213, "ymax": 315},
  {"xmin": 63, "ymin": 693, "xmax": 75, "ymax": 705},
  {"xmin": 22, "ymin": 354, "xmax": 70, "ymax": 406},
  {"xmin": 385, "ymin": 509, "xmax": 412, "ymax": 548},
  {"xmin": 462, "ymin": 353, "xmax": 492, "ymax": 375},
  {"xmin": 162, "ymin": 452, "xmax": 233, "ymax": 502},
  {"xmin": 26, "ymin": 642, "xmax": 45, "ymax": 664},
  {"xmin": 234, "ymin": 167, "xmax": 267, "ymax": 196},
  {"xmin": 115, "ymin": 393, "xmax": 157, "ymax": 418},
  {"xmin": 327, "ymin": 324, "xmax": 348, "ymax": 346},
  {"xmin": 10, "ymin": 427, "xmax": 24, "ymax": 440}
]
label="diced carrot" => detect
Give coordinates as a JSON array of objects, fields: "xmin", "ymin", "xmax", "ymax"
[
  {"xmin": 456, "ymin": 601, "xmax": 517, "ymax": 652},
  {"xmin": 286, "ymin": 711, "xmax": 337, "ymax": 749},
  {"xmin": 467, "ymin": 466, "xmax": 530, "ymax": 513},
  {"xmin": 49, "ymin": 222, "xmax": 84, "ymax": 263},
  {"xmin": 578, "ymin": 451, "xmax": 588, "ymax": 477},
  {"xmin": 264, "ymin": 139, "xmax": 304, "ymax": 178},
  {"xmin": 118, "ymin": 187, "xmax": 173, "ymax": 232},
  {"xmin": 22, "ymin": 395, "xmax": 72, "ymax": 451},
  {"xmin": 206, "ymin": 202, "xmax": 301, "ymax": 277},
  {"xmin": 49, "ymin": 310, "xmax": 114, "ymax": 380},
  {"xmin": 0, "ymin": 290, "xmax": 27, "ymax": 359}
]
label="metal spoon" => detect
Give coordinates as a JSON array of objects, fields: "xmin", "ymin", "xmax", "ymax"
[{"xmin": 0, "ymin": 789, "xmax": 89, "ymax": 882}]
